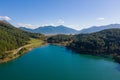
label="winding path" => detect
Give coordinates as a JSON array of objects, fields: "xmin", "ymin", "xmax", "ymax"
[{"xmin": 13, "ymin": 44, "xmax": 32, "ymax": 55}]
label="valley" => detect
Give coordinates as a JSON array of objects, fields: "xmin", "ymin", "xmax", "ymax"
[{"xmin": 1, "ymin": 0, "xmax": 120, "ymax": 80}]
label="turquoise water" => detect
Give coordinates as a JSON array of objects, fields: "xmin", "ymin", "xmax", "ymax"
[{"xmin": 0, "ymin": 45, "xmax": 120, "ymax": 80}]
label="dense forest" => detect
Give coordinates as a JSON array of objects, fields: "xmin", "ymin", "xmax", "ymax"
[
  {"xmin": 68, "ymin": 29, "xmax": 120, "ymax": 54},
  {"xmin": 47, "ymin": 28, "xmax": 120, "ymax": 63},
  {"xmin": 47, "ymin": 34, "xmax": 72, "ymax": 43},
  {"xmin": 0, "ymin": 20, "xmax": 44, "ymax": 59}
]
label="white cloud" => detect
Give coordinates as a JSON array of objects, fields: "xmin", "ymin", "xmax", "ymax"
[
  {"xmin": 18, "ymin": 23, "xmax": 57, "ymax": 29},
  {"xmin": 40, "ymin": 23, "xmax": 56, "ymax": 27},
  {"xmin": 97, "ymin": 17, "xmax": 105, "ymax": 21},
  {"xmin": 17, "ymin": 19, "xmax": 65, "ymax": 29},
  {"xmin": 39, "ymin": 19, "xmax": 65, "ymax": 27},
  {"xmin": 0, "ymin": 16, "xmax": 11, "ymax": 21},
  {"xmin": 57, "ymin": 19, "xmax": 65, "ymax": 25},
  {"xmin": 17, "ymin": 23, "xmax": 38, "ymax": 29}
]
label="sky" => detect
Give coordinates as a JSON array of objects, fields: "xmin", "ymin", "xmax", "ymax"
[{"xmin": 0, "ymin": 0, "xmax": 120, "ymax": 30}]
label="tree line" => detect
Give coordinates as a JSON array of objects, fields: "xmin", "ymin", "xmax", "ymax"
[{"xmin": 47, "ymin": 28, "xmax": 120, "ymax": 63}]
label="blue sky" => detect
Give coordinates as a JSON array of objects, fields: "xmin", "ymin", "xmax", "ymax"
[{"xmin": 0, "ymin": 0, "xmax": 120, "ymax": 30}]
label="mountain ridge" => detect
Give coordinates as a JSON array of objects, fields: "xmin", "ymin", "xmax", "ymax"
[
  {"xmin": 20, "ymin": 24, "xmax": 120, "ymax": 34},
  {"xmin": 20, "ymin": 25, "xmax": 78, "ymax": 35},
  {"xmin": 79, "ymin": 24, "xmax": 120, "ymax": 33}
]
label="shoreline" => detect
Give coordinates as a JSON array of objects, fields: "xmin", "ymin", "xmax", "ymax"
[
  {"xmin": 49, "ymin": 42, "xmax": 120, "ymax": 64},
  {"xmin": 0, "ymin": 40, "xmax": 47, "ymax": 64},
  {"xmin": 1, "ymin": 41, "xmax": 120, "ymax": 64},
  {"xmin": 66, "ymin": 46, "xmax": 120, "ymax": 64}
]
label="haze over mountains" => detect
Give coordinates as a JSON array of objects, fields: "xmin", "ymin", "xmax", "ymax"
[
  {"xmin": 20, "ymin": 24, "xmax": 120, "ymax": 35},
  {"xmin": 20, "ymin": 25, "xmax": 78, "ymax": 35},
  {"xmin": 79, "ymin": 24, "xmax": 120, "ymax": 33}
]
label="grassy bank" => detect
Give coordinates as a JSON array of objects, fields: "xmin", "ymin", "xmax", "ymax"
[{"xmin": 0, "ymin": 38, "xmax": 46, "ymax": 63}]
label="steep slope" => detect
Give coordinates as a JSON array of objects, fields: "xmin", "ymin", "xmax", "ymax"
[
  {"xmin": 0, "ymin": 20, "xmax": 43, "ymax": 59},
  {"xmin": 0, "ymin": 20, "xmax": 30, "ymax": 52}
]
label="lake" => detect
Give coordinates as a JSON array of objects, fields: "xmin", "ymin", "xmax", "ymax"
[{"xmin": 0, "ymin": 45, "xmax": 120, "ymax": 80}]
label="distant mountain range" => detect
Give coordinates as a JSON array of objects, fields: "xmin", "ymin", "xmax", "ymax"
[
  {"xmin": 20, "ymin": 25, "xmax": 78, "ymax": 35},
  {"xmin": 20, "ymin": 24, "xmax": 120, "ymax": 35},
  {"xmin": 79, "ymin": 24, "xmax": 120, "ymax": 33}
]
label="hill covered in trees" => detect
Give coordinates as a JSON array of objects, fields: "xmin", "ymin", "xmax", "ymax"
[
  {"xmin": 0, "ymin": 20, "xmax": 44, "ymax": 59},
  {"xmin": 47, "ymin": 28, "xmax": 120, "ymax": 63}
]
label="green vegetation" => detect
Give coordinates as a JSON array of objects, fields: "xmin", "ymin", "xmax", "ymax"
[
  {"xmin": 47, "ymin": 34, "xmax": 73, "ymax": 46},
  {"xmin": 16, "ymin": 38, "xmax": 46, "ymax": 56},
  {"xmin": 0, "ymin": 38, "xmax": 46, "ymax": 63},
  {"xmin": 47, "ymin": 34, "xmax": 72, "ymax": 43},
  {"xmin": 68, "ymin": 29, "xmax": 120, "ymax": 55},
  {"xmin": 27, "ymin": 38, "xmax": 46, "ymax": 49},
  {"xmin": 0, "ymin": 20, "xmax": 29, "ymax": 59},
  {"xmin": 47, "ymin": 28, "xmax": 120, "ymax": 63},
  {"xmin": 1, "ymin": 19, "xmax": 120, "ymax": 64},
  {"xmin": 0, "ymin": 20, "xmax": 45, "ymax": 62}
]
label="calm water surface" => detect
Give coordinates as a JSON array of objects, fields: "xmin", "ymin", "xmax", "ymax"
[{"xmin": 0, "ymin": 45, "xmax": 120, "ymax": 80}]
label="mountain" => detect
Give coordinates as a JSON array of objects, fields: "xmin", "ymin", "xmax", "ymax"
[
  {"xmin": 20, "ymin": 25, "xmax": 78, "ymax": 35},
  {"xmin": 79, "ymin": 24, "xmax": 120, "ymax": 33},
  {"xmin": 20, "ymin": 24, "xmax": 120, "ymax": 34},
  {"xmin": 19, "ymin": 27, "xmax": 34, "ymax": 33}
]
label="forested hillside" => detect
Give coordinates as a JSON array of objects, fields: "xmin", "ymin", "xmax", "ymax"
[
  {"xmin": 68, "ymin": 28, "xmax": 120, "ymax": 54},
  {"xmin": 47, "ymin": 28, "xmax": 120, "ymax": 63},
  {"xmin": 47, "ymin": 34, "xmax": 72, "ymax": 43},
  {"xmin": 0, "ymin": 20, "xmax": 44, "ymax": 59}
]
